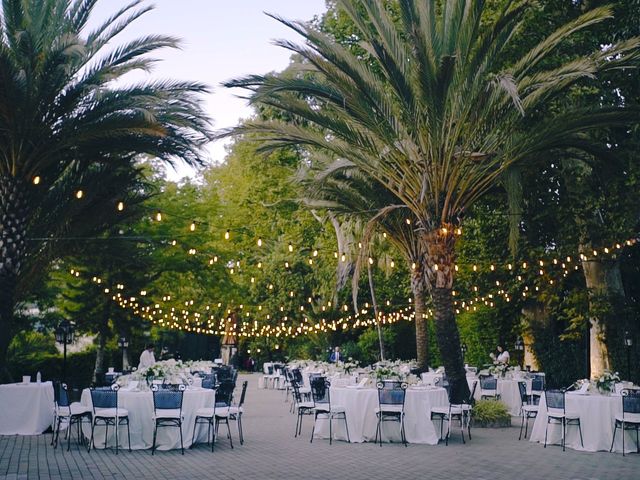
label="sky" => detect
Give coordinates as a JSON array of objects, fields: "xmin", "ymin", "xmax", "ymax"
[{"xmin": 89, "ymin": 0, "xmax": 327, "ymax": 180}]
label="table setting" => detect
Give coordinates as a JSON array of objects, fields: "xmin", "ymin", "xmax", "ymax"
[{"xmin": 0, "ymin": 377, "xmax": 55, "ymax": 435}]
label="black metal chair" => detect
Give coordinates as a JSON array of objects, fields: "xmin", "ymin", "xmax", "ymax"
[
  {"xmin": 430, "ymin": 380, "xmax": 477, "ymax": 445},
  {"xmin": 291, "ymin": 380, "xmax": 315, "ymax": 437},
  {"xmin": 151, "ymin": 384, "xmax": 185, "ymax": 455},
  {"xmin": 214, "ymin": 379, "xmax": 235, "ymax": 449},
  {"xmin": 89, "ymin": 385, "xmax": 131, "ymax": 454},
  {"xmin": 192, "ymin": 387, "xmax": 217, "ymax": 452},
  {"xmin": 479, "ymin": 375, "xmax": 500, "ymax": 400},
  {"xmin": 544, "ymin": 389, "xmax": 583, "ymax": 451},
  {"xmin": 200, "ymin": 373, "xmax": 217, "ymax": 390},
  {"xmin": 227, "ymin": 380, "xmax": 248, "ymax": 445},
  {"xmin": 610, "ymin": 389, "xmax": 640, "ymax": 456},
  {"xmin": 530, "ymin": 375, "xmax": 545, "ymax": 404},
  {"xmin": 374, "ymin": 380, "xmax": 408, "ymax": 446},
  {"xmin": 310, "ymin": 377, "xmax": 350, "ymax": 445},
  {"xmin": 52, "ymin": 381, "xmax": 92, "ymax": 451},
  {"xmin": 517, "ymin": 381, "xmax": 538, "ymax": 440}
]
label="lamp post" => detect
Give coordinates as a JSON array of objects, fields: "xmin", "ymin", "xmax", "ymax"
[
  {"xmin": 55, "ymin": 320, "xmax": 75, "ymax": 383},
  {"xmin": 460, "ymin": 343, "xmax": 468, "ymax": 364},
  {"xmin": 515, "ymin": 336, "xmax": 525, "ymax": 368},
  {"xmin": 118, "ymin": 337, "xmax": 129, "ymax": 373},
  {"xmin": 624, "ymin": 330, "xmax": 633, "ymax": 381}
]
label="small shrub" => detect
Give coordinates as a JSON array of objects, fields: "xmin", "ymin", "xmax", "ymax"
[{"xmin": 472, "ymin": 399, "xmax": 511, "ymax": 427}]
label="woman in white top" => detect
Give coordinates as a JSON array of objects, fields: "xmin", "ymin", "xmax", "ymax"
[
  {"xmin": 496, "ymin": 345, "xmax": 510, "ymax": 364},
  {"xmin": 138, "ymin": 344, "xmax": 156, "ymax": 369}
]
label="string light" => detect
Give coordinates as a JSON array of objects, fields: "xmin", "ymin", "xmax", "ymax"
[
  {"xmin": 117, "ymin": 201, "xmax": 124, "ymax": 211},
  {"xmin": 156, "ymin": 211, "xmax": 162, "ymax": 221},
  {"xmin": 190, "ymin": 221, "xmax": 196, "ymax": 232},
  {"xmin": 257, "ymin": 238, "xmax": 262, "ymax": 247},
  {"xmin": 75, "ymin": 190, "xmax": 84, "ymax": 199},
  {"xmin": 224, "ymin": 230, "xmax": 230, "ymax": 240},
  {"xmin": 288, "ymin": 242, "xmax": 293, "ymax": 252},
  {"xmin": 33, "ymin": 176, "xmax": 41, "ymax": 185}
]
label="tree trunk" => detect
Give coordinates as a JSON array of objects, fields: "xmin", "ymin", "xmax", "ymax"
[
  {"xmin": 93, "ymin": 299, "xmax": 112, "ymax": 384},
  {"xmin": 423, "ymin": 227, "xmax": 469, "ymax": 404},
  {"xmin": 410, "ymin": 267, "xmax": 429, "ymax": 371},
  {"xmin": 580, "ymin": 244, "xmax": 624, "ymax": 378},
  {"xmin": 0, "ymin": 176, "xmax": 28, "ymax": 383},
  {"xmin": 520, "ymin": 302, "xmax": 548, "ymax": 371},
  {"xmin": 367, "ymin": 263, "xmax": 385, "ymax": 361}
]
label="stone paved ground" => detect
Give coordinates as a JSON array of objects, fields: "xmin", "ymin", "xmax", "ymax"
[{"xmin": 1, "ymin": 374, "xmax": 639, "ymax": 480}]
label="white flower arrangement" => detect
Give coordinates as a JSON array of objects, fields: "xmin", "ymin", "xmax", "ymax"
[
  {"xmin": 118, "ymin": 359, "xmax": 195, "ymax": 390},
  {"xmin": 594, "ymin": 370, "xmax": 620, "ymax": 394}
]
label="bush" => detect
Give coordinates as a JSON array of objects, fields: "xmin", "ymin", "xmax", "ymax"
[{"xmin": 472, "ymin": 399, "xmax": 511, "ymax": 427}]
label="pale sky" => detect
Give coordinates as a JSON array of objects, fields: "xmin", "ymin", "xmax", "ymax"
[{"xmin": 89, "ymin": 0, "xmax": 327, "ymax": 180}]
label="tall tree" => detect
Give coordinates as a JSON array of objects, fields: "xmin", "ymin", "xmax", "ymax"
[
  {"xmin": 222, "ymin": 0, "xmax": 640, "ymax": 401},
  {"xmin": 0, "ymin": 0, "xmax": 212, "ymax": 380}
]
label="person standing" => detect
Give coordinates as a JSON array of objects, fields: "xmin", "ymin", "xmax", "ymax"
[
  {"xmin": 138, "ymin": 344, "xmax": 156, "ymax": 369},
  {"xmin": 330, "ymin": 346, "xmax": 342, "ymax": 363},
  {"xmin": 496, "ymin": 345, "xmax": 510, "ymax": 364}
]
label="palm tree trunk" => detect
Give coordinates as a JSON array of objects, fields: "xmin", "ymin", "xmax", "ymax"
[
  {"xmin": 410, "ymin": 267, "xmax": 429, "ymax": 371},
  {"xmin": 367, "ymin": 263, "xmax": 385, "ymax": 361},
  {"xmin": 0, "ymin": 176, "xmax": 28, "ymax": 383},
  {"xmin": 424, "ymin": 229, "xmax": 469, "ymax": 404},
  {"xmin": 580, "ymin": 244, "xmax": 623, "ymax": 378}
]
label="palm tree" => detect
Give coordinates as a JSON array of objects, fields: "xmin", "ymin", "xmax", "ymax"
[
  {"xmin": 223, "ymin": 0, "xmax": 640, "ymax": 401},
  {"xmin": 0, "ymin": 0, "xmax": 212, "ymax": 380},
  {"xmin": 300, "ymin": 157, "xmax": 432, "ymax": 370}
]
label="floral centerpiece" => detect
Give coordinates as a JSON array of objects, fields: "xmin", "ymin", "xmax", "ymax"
[
  {"xmin": 488, "ymin": 363, "xmax": 511, "ymax": 377},
  {"xmin": 594, "ymin": 370, "xmax": 620, "ymax": 395},
  {"xmin": 118, "ymin": 359, "xmax": 194, "ymax": 390},
  {"xmin": 338, "ymin": 358, "xmax": 360, "ymax": 375}
]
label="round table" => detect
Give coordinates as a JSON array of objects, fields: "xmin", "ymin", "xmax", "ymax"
[
  {"xmin": 468, "ymin": 377, "xmax": 532, "ymax": 416},
  {"xmin": 529, "ymin": 392, "xmax": 633, "ymax": 453},
  {"xmin": 312, "ymin": 386, "xmax": 449, "ymax": 444},
  {"xmin": 0, "ymin": 381, "xmax": 54, "ymax": 435},
  {"xmin": 81, "ymin": 387, "xmax": 215, "ymax": 450}
]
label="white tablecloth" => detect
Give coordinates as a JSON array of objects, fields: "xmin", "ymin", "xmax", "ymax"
[
  {"xmin": 0, "ymin": 381, "xmax": 55, "ymax": 435},
  {"xmin": 529, "ymin": 392, "xmax": 634, "ymax": 453},
  {"xmin": 313, "ymin": 386, "xmax": 448, "ymax": 444},
  {"xmin": 81, "ymin": 388, "xmax": 215, "ymax": 450},
  {"xmin": 468, "ymin": 377, "xmax": 531, "ymax": 416}
]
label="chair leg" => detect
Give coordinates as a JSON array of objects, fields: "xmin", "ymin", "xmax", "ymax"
[
  {"xmin": 227, "ymin": 420, "xmax": 234, "ymax": 449},
  {"xmin": 192, "ymin": 418, "xmax": 199, "ymax": 447},
  {"xmin": 67, "ymin": 418, "xmax": 73, "ymax": 452},
  {"xmin": 211, "ymin": 420, "xmax": 216, "ymax": 452},
  {"xmin": 127, "ymin": 420, "xmax": 131, "ymax": 452},
  {"xmin": 343, "ymin": 414, "xmax": 350, "ymax": 443},
  {"xmin": 89, "ymin": 420, "xmax": 96, "ymax": 453},
  {"xmin": 51, "ymin": 413, "xmax": 57, "ymax": 446},
  {"xmin": 238, "ymin": 414, "xmax": 244, "ymax": 445},
  {"xmin": 610, "ymin": 423, "xmax": 617, "ymax": 453},
  {"xmin": 152, "ymin": 423, "xmax": 158, "ymax": 455},
  {"xmin": 115, "ymin": 421, "xmax": 119, "ymax": 455},
  {"xmin": 375, "ymin": 415, "xmax": 381, "ymax": 446},
  {"xmin": 329, "ymin": 415, "xmax": 333, "ymax": 445},
  {"xmin": 179, "ymin": 422, "xmax": 184, "ymax": 455},
  {"xmin": 519, "ymin": 412, "xmax": 525, "ymax": 441},
  {"xmin": 310, "ymin": 413, "xmax": 316, "ymax": 443},
  {"xmin": 577, "ymin": 421, "xmax": 584, "ymax": 448},
  {"xmin": 543, "ymin": 420, "xmax": 548, "ymax": 448},
  {"xmin": 401, "ymin": 415, "xmax": 407, "ymax": 447},
  {"xmin": 561, "ymin": 420, "xmax": 566, "ymax": 452},
  {"xmin": 104, "ymin": 422, "xmax": 109, "ymax": 452}
]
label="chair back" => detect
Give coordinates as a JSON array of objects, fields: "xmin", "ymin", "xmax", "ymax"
[
  {"xmin": 292, "ymin": 368, "xmax": 303, "ymax": 384},
  {"xmin": 90, "ymin": 386, "xmax": 119, "ymax": 411},
  {"xmin": 152, "ymin": 384, "xmax": 185, "ymax": 414},
  {"xmin": 267, "ymin": 365, "xmax": 274, "ymax": 375},
  {"xmin": 201, "ymin": 373, "xmax": 216, "ymax": 390},
  {"xmin": 237, "ymin": 381, "xmax": 248, "ymax": 407},
  {"xmin": 216, "ymin": 379, "xmax": 235, "ymax": 407},
  {"xmin": 622, "ymin": 390, "xmax": 640, "ymax": 418},
  {"xmin": 518, "ymin": 381, "xmax": 527, "ymax": 403},
  {"xmin": 310, "ymin": 377, "xmax": 330, "ymax": 407},
  {"xmin": 545, "ymin": 389, "xmax": 565, "ymax": 412},
  {"xmin": 531, "ymin": 375, "xmax": 545, "ymax": 392},
  {"xmin": 376, "ymin": 380, "xmax": 406, "ymax": 410},
  {"xmin": 54, "ymin": 381, "xmax": 72, "ymax": 409},
  {"xmin": 480, "ymin": 376, "xmax": 498, "ymax": 391}
]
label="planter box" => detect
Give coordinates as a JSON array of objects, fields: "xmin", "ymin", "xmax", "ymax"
[{"xmin": 471, "ymin": 417, "xmax": 512, "ymax": 428}]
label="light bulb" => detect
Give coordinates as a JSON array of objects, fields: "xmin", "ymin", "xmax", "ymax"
[
  {"xmin": 75, "ymin": 190, "xmax": 83, "ymax": 199},
  {"xmin": 156, "ymin": 211, "xmax": 162, "ymax": 221},
  {"xmin": 288, "ymin": 242, "xmax": 293, "ymax": 252},
  {"xmin": 257, "ymin": 238, "xmax": 262, "ymax": 247},
  {"xmin": 190, "ymin": 221, "xmax": 196, "ymax": 231},
  {"xmin": 33, "ymin": 176, "xmax": 41, "ymax": 185},
  {"xmin": 117, "ymin": 201, "xmax": 124, "ymax": 211},
  {"xmin": 224, "ymin": 230, "xmax": 230, "ymax": 240}
]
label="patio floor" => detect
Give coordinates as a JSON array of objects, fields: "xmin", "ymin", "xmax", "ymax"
[{"xmin": 1, "ymin": 374, "xmax": 638, "ymax": 480}]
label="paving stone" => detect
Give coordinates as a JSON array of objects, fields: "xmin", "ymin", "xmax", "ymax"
[{"xmin": 1, "ymin": 373, "xmax": 639, "ymax": 479}]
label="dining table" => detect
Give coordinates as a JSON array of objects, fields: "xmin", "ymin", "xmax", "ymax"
[
  {"xmin": 529, "ymin": 391, "xmax": 635, "ymax": 453},
  {"xmin": 80, "ymin": 387, "xmax": 215, "ymax": 450},
  {"xmin": 312, "ymin": 385, "xmax": 449, "ymax": 444},
  {"xmin": 0, "ymin": 380, "xmax": 55, "ymax": 435}
]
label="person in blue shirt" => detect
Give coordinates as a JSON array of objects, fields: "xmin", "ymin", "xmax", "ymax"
[{"xmin": 329, "ymin": 346, "xmax": 342, "ymax": 363}]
